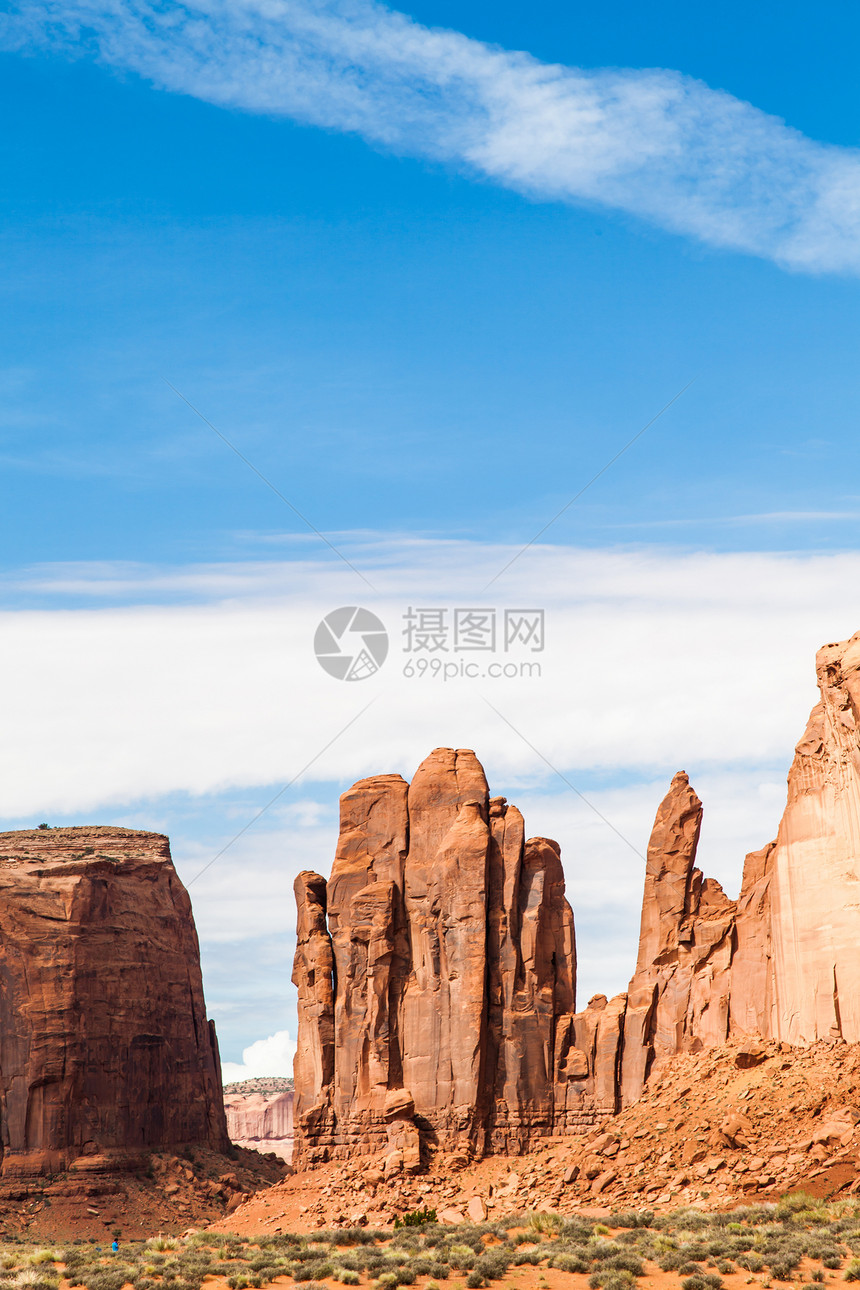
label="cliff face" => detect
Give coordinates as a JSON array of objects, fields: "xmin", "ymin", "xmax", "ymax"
[
  {"xmin": 292, "ymin": 749, "xmax": 585, "ymax": 1166},
  {"xmin": 767, "ymin": 632, "xmax": 860, "ymax": 1044},
  {"xmin": 0, "ymin": 827, "xmax": 228, "ymax": 1176}
]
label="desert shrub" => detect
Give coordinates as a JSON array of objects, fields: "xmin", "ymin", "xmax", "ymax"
[
  {"xmin": 611, "ymin": 1212, "xmax": 653, "ymax": 1230},
  {"xmin": 465, "ymin": 1274, "xmax": 484, "ymax": 1290},
  {"xmin": 770, "ymin": 1267, "xmax": 798, "ymax": 1285},
  {"xmin": 776, "ymin": 1194, "xmax": 818, "ymax": 1219},
  {"xmin": 78, "ymin": 1271, "xmax": 133, "ymax": 1290},
  {"xmin": 374, "ymin": 1274, "xmax": 398, "ymax": 1290},
  {"xmin": 735, "ymin": 1252, "xmax": 764, "ymax": 1273},
  {"xmin": 553, "ymin": 1255, "xmax": 590, "ymax": 1275},
  {"xmin": 447, "ymin": 1247, "xmax": 475, "ymax": 1271},
  {"xmin": 823, "ymin": 1254, "xmax": 845, "ymax": 1269},
  {"xmin": 598, "ymin": 1254, "xmax": 645, "ymax": 1277},
  {"xmin": 845, "ymin": 1262, "xmax": 860, "ymax": 1282},
  {"xmin": 295, "ymin": 1264, "xmax": 334, "ymax": 1282},
  {"xmin": 395, "ymin": 1210, "xmax": 437, "ymax": 1229},
  {"xmin": 429, "ymin": 1263, "xmax": 449, "ymax": 1280},
  {"xmin": 473, "ymin": 1251, "xmax": 511, "ymax": 1282},
  {"xmin": 560, "ymin": 1220, "xmax": 595, "ymax": 1242},
  {"xmin": 334, "ymin": 1271, "xmax": 360, "ymax": 1286},
  {"xmin": 716, "ymin": 1261, "xmax": 734, "ymax": 1275},
  {"xmin": 13, "ymin": 1277, "xmax": 57, "ymax": 1290},
  {"xmin": 527, "ymin": 1213, "xmax": 563, "ymax": 1236},
  {"xmin": 588, "ymin": 1273, "xmax": 635, "ymax": 1290},
  {"xmin": 681, "ymin": 1276, "xmax": 723, "ymax": 1290}
]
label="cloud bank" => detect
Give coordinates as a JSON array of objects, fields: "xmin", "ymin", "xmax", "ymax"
[
  {"xmin": 220, "ymin": 1028, "xmax": 295, "ymax": 1082},
  {"xmin": 4, "ymin": 0, "xmax": 860, "ymax": 272},
  {"xmin": 0, "ymin": 538, "xmax": 852, "ymax": 824}
]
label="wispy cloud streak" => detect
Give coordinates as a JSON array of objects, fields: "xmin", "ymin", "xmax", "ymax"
[{"xmin": 4, "ymin": 0, "xmax": 860, "ymax": 271}]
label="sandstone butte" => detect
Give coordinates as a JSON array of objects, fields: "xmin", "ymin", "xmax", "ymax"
[
  {"xmin": 292, "ymin": 627, "xmax": 860, "ymax": 1171},
  {"xmin": 0, "ymin": 826, "xmax": 229, "ymax": 1178}
]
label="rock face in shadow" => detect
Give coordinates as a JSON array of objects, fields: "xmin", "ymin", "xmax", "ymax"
[
  {"xmin": 292, "ymin": 748, "xmax": 587, "ymax": 1165},
  {"xmin": 0, "ymin": 827, "xmax": 228, "ymax": 1177}
]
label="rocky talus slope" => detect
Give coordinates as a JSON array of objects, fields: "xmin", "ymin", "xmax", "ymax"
[
  {"xmin": 222, "ymin": 1037, "xmax": 860, "ymax": 1231},
  {"xmin": 0, "ymin": 827, "xmax": 228, "ymax": 1177}
]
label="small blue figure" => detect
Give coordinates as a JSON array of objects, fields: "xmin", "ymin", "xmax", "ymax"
[{"xmin": 111, "ymin": 1241, "xmax": 119, "ymax": 1254}]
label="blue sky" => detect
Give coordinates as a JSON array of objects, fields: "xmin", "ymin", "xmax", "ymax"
[{"xmin": 2, "ymin": 0, "xmax": 860, "ymax": 1072}]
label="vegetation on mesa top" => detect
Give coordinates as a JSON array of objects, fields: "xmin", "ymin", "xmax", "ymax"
[
  {"xmin": 7, "ymin": 1193, "xmax": 860, "ymax": 1290},
  {"xmin": 223, "ymin": 1078, "xmax": 294, "ymax": 1095}
]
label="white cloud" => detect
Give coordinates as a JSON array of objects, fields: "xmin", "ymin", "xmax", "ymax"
[
  {"xmin": 221, "ymin": 1029, "xmax": 296, "ymax": 1083},
  {"xmin": 0, "ymin": 539, "xmax": 853, "ymax": 824},
  {"xmin": 3, "ymin": 0, "xmax": 860, "ymax": 272}
]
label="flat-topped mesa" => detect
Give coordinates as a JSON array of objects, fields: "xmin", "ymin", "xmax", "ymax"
[
  {"xmin": 292, "ymin": 748, "xmax": 590, "ymax": 1167},
  {"xmin": 0, "ymin": 826, "xmax": 229, "ymax": 1177}
]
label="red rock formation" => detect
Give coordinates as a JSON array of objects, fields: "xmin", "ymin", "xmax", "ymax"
[
  {"xmin": 619, "ymin": 772, "xmax": 736, "ymax": 1103},
  {"xmin": 766, "ymin": 631, "xmax": 860, "ymax": 1044},
  {"xmin": 293, "ymin": 630, "xmax": 860, "ymax": 1155},
  {"xmin": 617, "ymin": 631, "xmax": 860, "ymax": 1097},
  {"xmin": 0, "ymin": 826, "xmax": 228, "ymax": 1177},
  {"xmin": 292, "ymin": 749, "xmax": 586, "ymax": 1166},
  {"xmin": 291, "ymin": 872, "xmax": 335, "ymax": 1136}
]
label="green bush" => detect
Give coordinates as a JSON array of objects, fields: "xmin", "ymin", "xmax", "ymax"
[
  {"xmin": 681, "ymin": 1277, "xmax": 723, "ymax": 1290},
  {"xmin": 394, "ymin": 1210, "xmax": 437, "ymax": 1229},
  {"xmin": 845, "ymin": 1262, "xmax": 860, "ymax": 1282},
  {"xmin": 465, "ymin": 1274, "xmax": 484, "ymax": 1290}
]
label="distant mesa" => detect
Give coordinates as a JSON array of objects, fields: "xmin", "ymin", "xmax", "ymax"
[
  {"xmin": 292, "ymin": 628, "xmax": 860, "ymax": 1167},
  {"xmin": 224, "ymin": 1078, "xmax": 295, "ymax": 1162}
]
